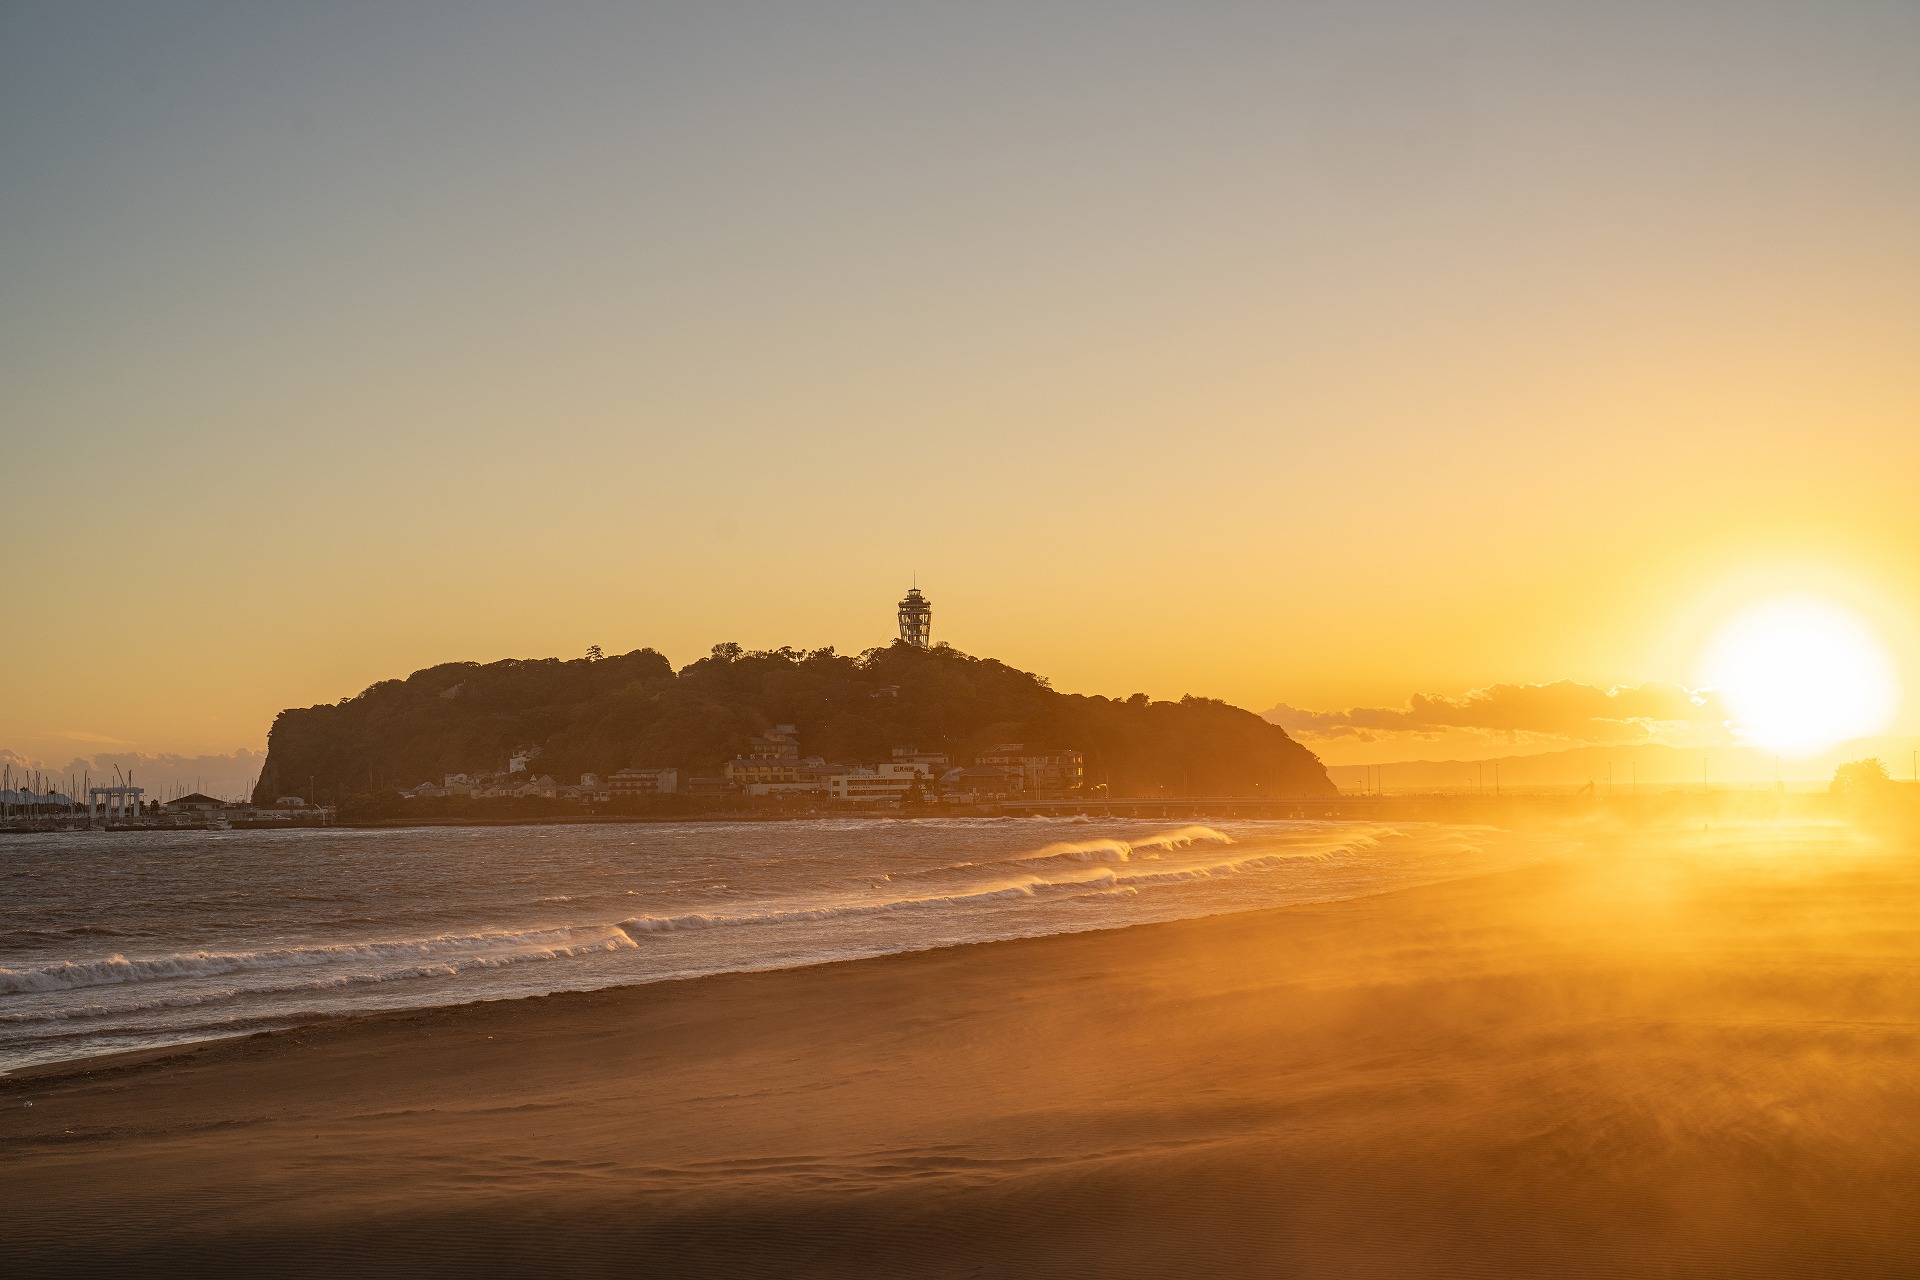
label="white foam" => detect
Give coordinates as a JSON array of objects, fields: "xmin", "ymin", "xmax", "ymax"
[
  {"xmin": 990, "ymin": 824, "xmax": 1238, "ymax": 871},
  {"xmin": 623, "ymin": 881, "xmax": 1054, "ymax": 934},
  {"xmin": 1019, "ymin": 837, "xmax": 1136, "ymax": 864},
  {"xmin": 620, "ymin": 833, "xmax": 1338, "ymax": 935},
  {"xmin": 1125, "ymin": 825, "xmax": 1237, "ymax": 853},
  {"xmin": 0, "ymin": 924, "xmax": 636, "ymax": 996}
]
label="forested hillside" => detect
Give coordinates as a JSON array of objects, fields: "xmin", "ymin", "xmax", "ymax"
[{"xmin": 254, "ymin": 642, "xmax": 1333, "ymax": 804}]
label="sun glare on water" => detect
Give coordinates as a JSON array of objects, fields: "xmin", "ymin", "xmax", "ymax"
[{"xmin": 1698, "ymin": 597, "xmax": 1900, "ymax": 756}]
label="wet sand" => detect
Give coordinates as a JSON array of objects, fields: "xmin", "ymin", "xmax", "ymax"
[{"xmin": 5, "ymin": 827, "xmax": 1920, "ymax": 1277}]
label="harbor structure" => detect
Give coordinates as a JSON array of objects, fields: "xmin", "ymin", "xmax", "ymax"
[
  {"xmin": 163, "ymin": 793, "xmax": 223, "ymax": 815},
  {"xmin": 88, "ymin": 784, "xmax": 145, "ymax": 821}
]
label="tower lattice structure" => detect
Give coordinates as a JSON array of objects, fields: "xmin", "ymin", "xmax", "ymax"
[{"xmin": 897, "ymin": 587, "xmax": 932, "ymax": 648}]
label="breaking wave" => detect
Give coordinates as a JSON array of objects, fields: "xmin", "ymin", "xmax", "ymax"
[
  {"xmin": 1015, "ymin": 824, "xmax": 1235, "ymax": 866},
  {"xmin": 0, "ymin": 818, "xmax": 1530, "ymax": 1075},
  {"xmin": 622, "ymin": 832, "xmax": 1361, "ymax": 935},
  {"xmin": 0, "ymin": 924, "xmax": 636, "ymax": 996}
]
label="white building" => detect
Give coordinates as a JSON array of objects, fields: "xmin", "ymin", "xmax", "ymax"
[
  {"xmin": 828, "ymin": 760, "xmax": 924, "ymax": 804},
  {"xmin": 891, "ymin": 746, "xmax": 949, "ymax": 772}
]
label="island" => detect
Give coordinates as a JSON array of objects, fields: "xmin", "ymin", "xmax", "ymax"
[{"xmin": 252, "ymin": 640, "xmax": 1335, "ymax": 816}]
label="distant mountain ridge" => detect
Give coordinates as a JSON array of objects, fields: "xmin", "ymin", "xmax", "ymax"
[
  {"xmin": 1318, "ymin": 740, "xmax": 1920, "ymax": 792},
  {"xmin": 254, "ymin": 641, "xmax": 1335, "ymax": 805}
]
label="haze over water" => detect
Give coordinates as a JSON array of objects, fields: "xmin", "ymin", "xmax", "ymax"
[{"xmin": 0, "ymin": 818, "xmax": 1551, "ymax": 1073}]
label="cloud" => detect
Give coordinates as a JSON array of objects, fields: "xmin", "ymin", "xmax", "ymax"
[
  {"xmin": 2, "ymin": 748, "xmax": 267, "ymax": 802},
  {"xmin": 1266, "ymin": 681, "xmax": 1729, "ymax": 744}
]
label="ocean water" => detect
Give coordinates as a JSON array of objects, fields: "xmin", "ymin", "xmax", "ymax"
[{"xmin": 0, "ymin": 817, "xmax": 1562, "ymax": 1073}]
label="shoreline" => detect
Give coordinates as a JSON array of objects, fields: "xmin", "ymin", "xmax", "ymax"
[
  {"xmin": 1, "ymin": 816, "xmax": 1542, "ymax": 1082},
  {"xmin": 2, "ymin": 854, "xmax": 1507, "ymax": 1083},
  {"xmin": 7, "ymin": 830, "xmax": 1920, "ymax": 1275},
  {"xmin": 3, "ymin": 787, "xmax": 1873, "ymax": 838},
  {"xmin": 0, "ymin": 864, "xmax": 1458, "ymax": 1082}
]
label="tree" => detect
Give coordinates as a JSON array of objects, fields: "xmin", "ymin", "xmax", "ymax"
[
  {"xmin": 252, "ymin": 640, "xmax": 1337, "ymax": 803},
  {"xmin": 1830, "ymin": 758, "xmax": 1892, "ymax": 796},
  {"xmin": 586, "ymin": 645, "xmax": 603, "ymax": 662}
]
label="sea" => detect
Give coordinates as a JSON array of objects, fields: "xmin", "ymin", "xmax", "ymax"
[{"xmin": 0, "ymin": 817, "xmax": 1566, "ymax": 1074}]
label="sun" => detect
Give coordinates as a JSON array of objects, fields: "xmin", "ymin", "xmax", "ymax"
[{"xmin": 1698, "ymin": 596, "xmax": 1900, "ymax": 756}]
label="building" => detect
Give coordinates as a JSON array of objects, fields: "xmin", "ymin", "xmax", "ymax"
[
  {"xmin": 725, "ymin": 724, "xmax": 803, "ymax": 787},
  {"xmin": 897, "ymin": 587, "xmax": 932, "ymax": 648},
  {"xmin": 725, "ymin": 756, "xmax": 797, "ymax": 787},
  {"xmin": 610, "ymin": 768, "xmax": 681, "ymax": 797},
  {"xmin": 938, "ymin": 765, "xmax": 1024, "ymax": 801},
  {"xmin": 891, "ymin": 746, "xmax": 949, "ymax": 772},
  {"xmin": 739, "ymin": 756, "xmax": 839, "ymax": 798},
  {"xmin": 169, "ymin": 792, "xmax": 225, "ymax": 814},
  {"xmin": 750, "ymin": 725, "xmax": 800, "ymax": 759},
  {"xmin": 828, "ymin": 760, "xmax": 925, "ymax": 804},
  {"xmin": 973, "ymin": 745, "xmax": 1085, "ymax": 796}
]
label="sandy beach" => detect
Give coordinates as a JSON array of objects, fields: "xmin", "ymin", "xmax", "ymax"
[{"xmin": 6, "ymin": 823, "xmax": 1920, "ymax": 1278}]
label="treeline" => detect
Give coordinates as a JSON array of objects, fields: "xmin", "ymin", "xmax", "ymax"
[{"xmin": 254, "ymin": 641, "xmax": 1334, "ymax": 805}]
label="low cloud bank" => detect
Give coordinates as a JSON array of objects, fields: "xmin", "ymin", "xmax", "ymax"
[
  {"xmin": 1266, "ymin": 681, "xmax": 1728, "ymax": 745},
  {"xmin": 0, "ymin": 748, "xmax": 266, "ymax": 802}
]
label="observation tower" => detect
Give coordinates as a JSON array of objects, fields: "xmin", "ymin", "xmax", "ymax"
[{"xmin": 897, "ymin": 587, "xmax": 932, "ymax": 648}]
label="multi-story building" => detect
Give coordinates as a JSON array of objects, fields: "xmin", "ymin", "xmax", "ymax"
[
  {"xmin": 890, "ymin": 746, "xmax": 949, "ymax": 773},
  {"xmin": 725, "ymin": 724, "xmax": 804, "ymax": 788},
  {"xmin": 828, "ymin": 760, "xmax": 925, "ymax": 804},
  {"xmin": 972, "ymin": 745, "xmax": 1085, "ymax": 796},
  {"xmin": 740, "ymin": 757, "xmax": 837, "ymax": 798},
  {"xmin": 749, "ymin": 725, "xmax": 800, "ymax": 759},
  {"xmin": 938, "ymin": 764, "xmax": 1024, "ymax": 801},
  {"xmin": 610, "ymin": 767, "xmax": 681, "ymax": 797},
  {"xmin": 725, "ymin": 756, "xmax": 796, "ymax": 787}
]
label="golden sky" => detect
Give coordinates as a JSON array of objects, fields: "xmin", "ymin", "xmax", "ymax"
[{"xmin": 3, "ymin": 2, "xmax": 1917, "ymax": 773}]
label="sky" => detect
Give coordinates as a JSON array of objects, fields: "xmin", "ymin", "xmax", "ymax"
[{"xmin": 3, "ymin": 0, "xmax": 1917, "ymax": 777}]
